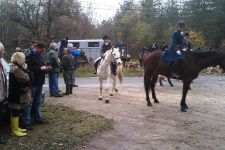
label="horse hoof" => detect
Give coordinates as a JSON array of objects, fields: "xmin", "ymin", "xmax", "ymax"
[
  {"xmin": 147, "ymin": 102, "xmax": 152, "ymax": 106},
  {"xmin": 98, "ymin": 97, "xmax": 102, "ymax": 100},
  {"xmin": 154, "ymin": 99, "xmax": 159, "ymax": 103},
  {"xmin": 159, "ymin": 84, "xmax": 163, "ymax": 86},
  {"xmin": 114, "ymin": 89, "xmax": 118, "ymax": 92},
  {"xmin": 170, "ymin": 84, "xmax": 174, "ymax": 87},
  {"xmin": 109, "ymin": 93, "xmax": 113, "ymax": 96},
  {"xmin": 181, "ymin": 108, "xmax": 187, "ymax": 112},
  {"xmin": 105, "ymin": 100, "xmax": 109, "ymax": 103}
]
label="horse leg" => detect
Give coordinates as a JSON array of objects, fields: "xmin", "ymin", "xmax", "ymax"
[
  {"xmin": 105, "ymin": 78, "xmax": 110, "ymax": 103},
  {"xmin": 110, "ymin": 75, "xmax": 116, "ymax": 96},
  {"xmin": 167, "ymin": 78, "xmax": 174, "ymax": 87},
  {"xmin": 159, "ymin": 78, "xmax": 163, "ymax": 86},
  {"xmin": 180, "ymin": 80, "xmax": 192, "ymax": 112},
  {"xmin": 98, "ymin": 80, "xmax": 103, "ymax": 100},
  {"xmin": 144, "ymin": 73, "xmax": 152, "ymax": 106},
  {"xmin": 151, "ymin": 75, "xmax": 159, "ymax": 103},
  {"xmin": 123, "ymin": 60, "xmax": 126, "ymax": 68}
]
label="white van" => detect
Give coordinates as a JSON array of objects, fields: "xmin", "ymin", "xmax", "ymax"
[{"xmin": 68, "ymin": 39, "xmax": 103, "ymax": 63}]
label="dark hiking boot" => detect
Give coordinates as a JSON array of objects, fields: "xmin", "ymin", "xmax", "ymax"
[
  {"xmin": 63, "ymin": 85, "xmax": 70, "ymax": 95},
  {"xmin": 69, "ymin": 84, "xmax": 73, "ymax": 94},
  {"xmin": 54, "ymin": 92, "xmax": 63, "ymax": 97}
]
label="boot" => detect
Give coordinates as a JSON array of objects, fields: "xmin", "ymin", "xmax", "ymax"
[
  {"xmin": 69, "ymin": 84, "xmax": 73, "ymax": 94},
  {"xmin": 11, "ymin": 117, "xmax": 27, "ymax": 137},
  {"xmin": 63, "ymin": 84, "xmax": 70, "ymax": 95},
  {"xmin": 111, "ymin": 63, "xmax": 117, "ymax": 75},
  {"xmin": 171, "ymin": 59, "xmax": 183, "ymax": 79}
]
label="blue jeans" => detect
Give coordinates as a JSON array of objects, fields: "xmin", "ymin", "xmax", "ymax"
[
  {"xmin": 23, "ymin": 86, "xmax": 43, "ymax": 125},
  {"xmin": 49, "ymin": 72, "xmax": 60, "ymax": 94}
]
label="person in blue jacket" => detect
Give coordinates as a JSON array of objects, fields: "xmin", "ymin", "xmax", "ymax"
[
  {"xmin": 70, "ymin": 44, "xmax": 81, "ymax": 87},
  {"xmin": 162, "ymin": 21, "xmax": 186, "ymax": 78}
]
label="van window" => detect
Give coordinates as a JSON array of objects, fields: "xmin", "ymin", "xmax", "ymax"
[
  {"xmin": 88, "ymin": 42, "xmax": 100, "ymax": 47},
  {"xmin": 71, "ymin": 42, "xmax": 80, "ymax": 48}
]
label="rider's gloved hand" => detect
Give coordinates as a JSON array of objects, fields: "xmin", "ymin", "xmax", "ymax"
[{"xmin": 176, "ymin": 50, "xmax": 181, "ymax": 55}]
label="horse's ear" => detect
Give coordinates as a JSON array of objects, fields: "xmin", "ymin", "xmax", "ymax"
[{"xmin": 112, "ymin": 46, "xmax": 114, "ymax": 51}]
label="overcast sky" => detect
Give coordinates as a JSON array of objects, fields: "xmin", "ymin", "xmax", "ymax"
[{"xmin": 79, "ymin": 0, "xmax": 129, "ymax": 22}]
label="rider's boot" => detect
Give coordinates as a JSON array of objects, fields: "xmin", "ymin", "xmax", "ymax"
[
  {"xmin": 93, "ymin": 59, "xmax": 101, "ymax": 74},
  {"xmin": 111, "ymin": 63, "xmax": 117, "ymax": 75},
  {"xmin": 171, "ymin": 59, "xmax": 183, "ymax": 79},
  {"xmin": 93, "ymin": 61, "xmax": 98, "ymax": 74}
]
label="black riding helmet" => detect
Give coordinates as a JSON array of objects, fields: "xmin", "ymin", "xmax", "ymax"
[
  {"xmin": 103, "ymin": 35, "xmax": 110, "ymax": 40},
  {"xmin": 177, "ymin": 21, "xmax": 185, "ymax": 28}
]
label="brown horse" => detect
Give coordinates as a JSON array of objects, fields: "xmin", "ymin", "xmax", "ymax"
[
  {"xmin": 120, "ymin": 48, "xmax": 130, "ymax": 68},
  {"xmin": 139, "ymin": 51, "xmax": 174, "ymax": 87},
  {"xmin": 143, "ymin": 50, "xmax": 225, "ymax": 112}
]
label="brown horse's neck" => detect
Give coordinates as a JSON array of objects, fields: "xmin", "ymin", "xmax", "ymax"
[{"xmin": 190, "ymin": 51, "xmax": 225, "ymax": 71}]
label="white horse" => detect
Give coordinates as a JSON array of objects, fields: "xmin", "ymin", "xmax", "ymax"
[{"xmin": 97, "ymin": 48, "xmax": 123, "ymax": 103}]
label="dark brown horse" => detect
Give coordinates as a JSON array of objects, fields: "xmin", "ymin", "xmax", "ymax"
[
  {"xmin": 120, "ymin": 48, "xmax": 130, "ymax": 68},
  {"xmin": 139, "ymin": 51, "xmax": 174, "ymax": 87},
  {"xmin": 143, "ymin": 50, "xmax": 225, "ymax": 112}
]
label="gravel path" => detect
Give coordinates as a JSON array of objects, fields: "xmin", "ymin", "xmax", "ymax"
[{"xmin": 47, "ymin": 75, "xmax": 225, "ymax": 150}]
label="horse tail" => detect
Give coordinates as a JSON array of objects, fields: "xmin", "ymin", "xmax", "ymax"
[{"xmin": 117, "ymin": 65, "xmax": 123, "ymax": 83}]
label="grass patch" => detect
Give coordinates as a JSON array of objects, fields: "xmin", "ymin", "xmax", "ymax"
[{"xmin": 0, "ymin": 104, "xmax": 113, "ymax": 150}]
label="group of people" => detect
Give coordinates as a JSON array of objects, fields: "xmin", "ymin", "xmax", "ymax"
[
  {"xmin": 141, "ymin": 32, "xmax": 192, "ymax": 55},
  {"xmin": 140, "ymin": 21, "xmax": 193, "ymax": 78},
  {"xmin": 0, "ymin": 39, "xmax": 81, "ymax": 143}
]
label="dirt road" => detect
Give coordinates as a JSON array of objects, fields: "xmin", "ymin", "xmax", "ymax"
[{"xmin": 47, "ymin": 76, "xmax": 225, "ymax": 150}]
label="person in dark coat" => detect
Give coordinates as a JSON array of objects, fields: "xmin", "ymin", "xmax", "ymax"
[
  {"xmin": 22, "ymin": 43, "xmax": 50, "ymax": 130},
  {"xmin": 162, "ymin": 21, "xmax": 186, "ymax": 78},
  {"xmin": 0, "ymin": 42, "xmax": 7, "ymax": 143},
  {"xmin": 93, "ymin": 35, "xmax": 117, "ymax": 75},
  {"xmin": 61, "ymin": 44, "xmax": 75, "ymax": 95},
  {"xmin": 183, "ymin": 32, "xmax": 192, "ymax": 52},
  {"xmin": 59, "ymin": 37, "xmax": 69, "ymax": 59},
  {"xmin": 160, "ymin": 42, "xmax": 169, "ymax": 51},
  {"xmin": 8, "ymin": 52, "xmax": 31, "ymax": 137},
  {"xmin": 70, "ymin": 46, "xmax": 81, "ymax": 87},
  {"xmin": 116, "ymin": 39, "xmax": 126, "ymax": 52}
]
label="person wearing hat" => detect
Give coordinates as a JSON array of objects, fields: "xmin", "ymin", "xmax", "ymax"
[
  {"xmin": 162, "ymin": 21, "xmax": 186, "ymax": 78},
  {"xmin": 61, "ymin": 43, "xmax": 75, "ymax": 95},
  {"xmin": 15, "ymin": 47, "xmax": 23, "ymax": 52},
  {"xmin": 46, "ymin": 42, "xmax": 63, "ymax": 97},
  {"xmin": 93, "ymin": 35, "xmax": 117, "ymax": 75},
  {"xmin": 183, "ymin": 32, "xmax": 192, "ymax": 52}
]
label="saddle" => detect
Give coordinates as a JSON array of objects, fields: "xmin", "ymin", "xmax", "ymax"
[{"xmin": 161, "ymin": 59, "xmax": 182, "ymax": 79}]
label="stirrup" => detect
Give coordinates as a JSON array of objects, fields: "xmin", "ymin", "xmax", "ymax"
[{"xmin": 171, "ymin": 73, "xmax": 181, "ymax": 79}]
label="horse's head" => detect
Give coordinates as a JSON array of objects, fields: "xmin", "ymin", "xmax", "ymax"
[{"xmin": 111, "ymin": 48, "xmax": 122, "ymax": 66}]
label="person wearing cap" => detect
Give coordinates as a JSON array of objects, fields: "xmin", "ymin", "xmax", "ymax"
[
  {"xmin": 162, "ymin": 21, "xmax": 186, "ymax": 78},
  {"xmin": 93, "ymin": 35, "xmax": 117, "ymax": 75},
  {"xmin": 183, "ymin": 32, "xmax": 192, "ymax": 52},
  {"xmin": 46, "ymin": 42, "xmax": 63, "ymax": 97},
  {"xmin": 61, "ymin": 43, "xmax": 75, "ymax": 95},
  {"xmin": 15, "ymin": 47, "xmax": 23, "ymax": 52}
]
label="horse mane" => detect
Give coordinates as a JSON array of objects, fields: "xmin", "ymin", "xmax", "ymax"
[{"xmin": 190, "ymin": 50, "xmax": 219, "ymax": 58}]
